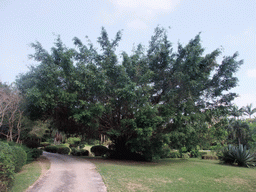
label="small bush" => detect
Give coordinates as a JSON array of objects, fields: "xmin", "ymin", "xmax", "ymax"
[
  {"xmin": 160, "ymin": 144, "xmax": 171, "ymax": 158},
  {"xmin": 20, "ymin": 145, "xmax": 34, "ymax": 163},
  {"xmin": 12, "ymin": 146, "xmax": 27, "ymax": 172},
  {"xmin": 91, "ymin": 145, "xmax": 109, "ymax": 156},
  {"xmin": 40, "ymin": 142, "xmax": 51, "ymax": 148},
  {"xmin": 80, "ymin": 149, "xmax": 89, "ymax": 156},
  {"xmin": 45, "ymin": 145, "xmax": 58, "ymax": 153},
  {"xmin": 181, "ymin": 153, "xmax": 190, "ymax": 160},
  {"xmin": 30, "ymin": 148, "xmax": 43, "ymax": 159},
  {"xmin": 57, "ymin": 146, "xmax": 70, "ymax": 154},
  {"xmin": 169, "ymin": 151, "xmax": 180, "ymax": 158},
  {"xmin": 190, "ymin": 149, "xmax": 199, "ymax": 158},
  {"xmin": 67, "ymin": 137, "xmax": 81, "ymax": 148},
  {"xmin": 198, "ymin": 152, "xmax": 207, "ymax": 157},
  {"xmin": 71, "ymin": 148, "xmax": 89, "ymax": 156}
]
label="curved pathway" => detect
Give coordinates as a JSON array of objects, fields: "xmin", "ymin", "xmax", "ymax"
[{"xmin": 26, "ymin": 151, "xmax": 107, "ymax": 192}]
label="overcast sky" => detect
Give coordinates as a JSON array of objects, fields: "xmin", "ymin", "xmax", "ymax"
[{"xmin": 0, "ymin": 0, "xmax": 255, "ymax": 110}]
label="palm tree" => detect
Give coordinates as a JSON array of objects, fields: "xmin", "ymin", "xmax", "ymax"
[
  {"xmin": 227, "ymin": 119, "xmax": 251, "ymax": 145},
  {"xmin": 243, "ymin": 103, "xmax": 256, "ymax": 119},
  {"xmin": 230, "ymin": 105, "xmax": 245, "ymax": 119}
]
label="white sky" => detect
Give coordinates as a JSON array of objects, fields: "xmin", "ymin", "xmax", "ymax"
[{"xmin": 0, "ymin": 0, "xmax": 255, "ymax": 111}]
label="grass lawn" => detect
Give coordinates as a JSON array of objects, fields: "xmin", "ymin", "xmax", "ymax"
[
  {"xmin": 85, "ymin": 157, "xmax": 256, "ymax": 192},
  {"xmin": 11, "ymin": 156, "xmax": 51, "ymax": 192}
]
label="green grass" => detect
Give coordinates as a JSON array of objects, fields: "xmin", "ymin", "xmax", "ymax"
[
  {"xmin": 10, "ymin": 161, "xmax": 41, "ymax": 192},
  {"xmin": 10, "ymin": 156, "xmax": 51, "ymax": 192},
  {"xmin": 85, "ymin": 158, "xmax": 256, "ymax": 192}
]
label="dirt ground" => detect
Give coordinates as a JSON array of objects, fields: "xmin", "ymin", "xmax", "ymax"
[{"xmin": 26, "ymin": 151, "xmax": 107, "ymax": 192}]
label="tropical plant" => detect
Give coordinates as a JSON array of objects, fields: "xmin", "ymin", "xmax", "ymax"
[
  {"xmin": 226, "ymin": 119, "xmax": 252, "ymax": 146},
  {"xmin": 243, "ymin": 103, "xmax": 256, "ymax": 119},
  {"xmin": 218, "ymin": 144, "xmax": 255, "ymax": 167}
]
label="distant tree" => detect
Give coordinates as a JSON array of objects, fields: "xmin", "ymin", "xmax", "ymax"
[
  {"xmin": 243, "ymin": 103, "xmax": 256, "ymax": 119},
  {"xmin": 230, "ymin": 105, "xmax": 245, "ymax": 119}
]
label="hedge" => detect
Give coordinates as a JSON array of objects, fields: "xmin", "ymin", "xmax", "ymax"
[
  {"xmin": 91, "ymin": 145, "xmax": 109, "ymax": 156},
  {"xmin": 12, "ymin": 146, "xmax": 27, "ymax": 172},
  {"xmin": 71, "ymin": 148, "xmax": 89, "ymax": 156},
  {"xmin": 0, "ymin": 142, "xmax": 15, "ymax": 192}
]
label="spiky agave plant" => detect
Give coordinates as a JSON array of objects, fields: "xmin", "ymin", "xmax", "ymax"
[
  {"xmin": 218, "ymin": 145, "xmax": 236, "ymax": 165},
  {"xmin": 233, "ymin": 144, "xmax": 255, "ymax": 167},
  {"xmin": 219, "ymin": 144, "xmax": 255, "ymax": 167}
]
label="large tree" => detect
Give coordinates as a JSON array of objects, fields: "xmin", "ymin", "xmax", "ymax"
[{"xmin": 16, "ymin": 27, "xmax": 243, "ymax": 160}]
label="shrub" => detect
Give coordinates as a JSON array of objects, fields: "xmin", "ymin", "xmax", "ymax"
[
  {"xmin": 91, "ymin": 145, "xmax": 109, "ymax": 156},
  {"xmin": 12, "ymin": 146, "xmax": 27, "ymax": 172},
  {"xmin": 218, "ymin": 144, "xmax": 255, "ymax": 167},
  {"xmin": 198, "ymin": 152, "xmax": 207, "ymax": 157},
  {"xmin": 20, "ymin": 145, "xmax": 34, "ymax": 163},
  {"xmin": 45, "ymin": 145, "xmax": 58, "ymax": 153},
  {"xmin": 190, "ymin": 149, "xmax": 199, "ymax": 158},
  {"xmin": 66, "ymin": 137, "xmax": 81, "ymax": 148},
  {"xmin": 40, "ymin": 142, "xmax": 51, "ymax": 148},
  {"xmin": 169, "ymin": 151, "xmax": 180, "ymax": 158},
  {"xmin": 181, "ymin": 153, "xmax": 190, "ymax": 160},
  {"xmin": 24, "ymin": 139, "xmax": 40, "ymax": 149},
  {"xmin": 30, "ymin": 148, "xmax": 43, "ymax": 159},
  {"xmin": 71, "ymin": 148, "xmax": 89, "ymax": 156},
  {"xmin": 0, "ymin": 142, "xmax": 15, "ymax": 191},
  {"xmin": 80, "ymin": 149, "xmax": 89, "ymax": 156},
  {"xmin": 57, "ymin": 146, "xmax": 70, "ymax": 154},
  {"xmin": 160, "ymin": 144, "xmax": 171, "ymax": 158}
]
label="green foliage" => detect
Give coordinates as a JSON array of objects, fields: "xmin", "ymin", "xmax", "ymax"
[
  {"xmin": 16, "ymin": 26, "xmax": 243, "ymax": 161},
  {"xmin": 190, "ymin": 149, "xmax": 199, "ymax": 158},
  {"xmin": 40, "ymin": 141, "xmax": 51, "ymax": 148},
  {"xmin": 218, "ymin": 144, "xmax": 255, "ymax": 167},
  {"xmin": 44, "ymin": 145, "xmax": 58, "ymax": 153},
  {"xmin": 226, "ymin": 119, "xmax": 252, "ymax": 146},
  {"xmin": 66, "ymin": 137, "xmax": 81, "ymax": 147},
  {"xmin": 19, "ymin": 145, "xmax": 34, "ymax": 163},
  {"xmin": 0, "ymin": 142, "xmax": 15, "ymax": 191},
  {"xmin": 90, "ymin": 145, "xmax": 109, "ymax": 156},
  {"xmin": 160, "ymin": 144, "xmax": 171, "ymax": 158},
  {"xmin": 30, "ymin": 148, "xmax": 43, "ymax": 159},
  {"xmin": 11, "ymin": 146, "xmax": 27, "ymax": 172},
  {"xmin": 44, "ymin": 144, "xmax": 70, "ymax": 154},
  {"xmin": 71, "ymin": 148, "xmax": 89, "ymax": 156},
  {"xmin": 198, "ymin": 152, "xmax": 207, "ymax": 157},
  {"xmin": 169, "ymin": 151, "xmax": 180, "ymax": 158},
  {"xmin": 56, "ymin": 146, "xmax": 70, "ymax": 154},
  {"xmin": 182, "ymin": 153, "xmax": 190, "ymax": 160}
]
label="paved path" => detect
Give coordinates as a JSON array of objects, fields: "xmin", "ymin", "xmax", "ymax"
[{"xmin": 26, "ymin": 151, "xmax": 107, "ymax": 192}]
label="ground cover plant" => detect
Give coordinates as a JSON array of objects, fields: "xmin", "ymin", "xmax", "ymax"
[{"xmin": 86, "ymin": 158, "xmax": 256, "ymax": 192}]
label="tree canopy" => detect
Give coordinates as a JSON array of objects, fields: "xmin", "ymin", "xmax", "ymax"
[{"xmin": 16, "ymin": 27, "xmax": 243, "ymax": 160}]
